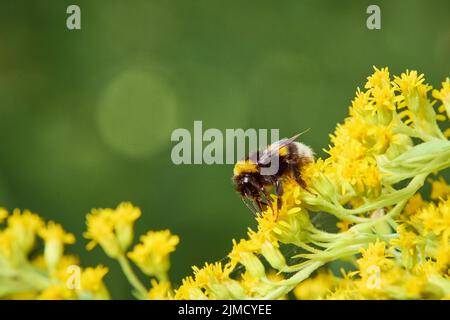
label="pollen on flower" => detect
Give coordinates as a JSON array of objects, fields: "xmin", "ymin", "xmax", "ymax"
[
  {"xmin": 429, "ymin": 176, "xmax": 450, "ymax": 200},
  {"xmin": 84, "ymin": 202, "xmax": 141, "ymax": 257},
  {"xmin": 128, "ymin": 229, "xmax": 179, "ymax": 279},
  {"xmin": 80, "ymin": 265, "xmax": 109, "ymax": 293},
  {"xmin": 365, "ymin": 66, "xmax": 390, "ymax": 90},
  {"xmin": 147, "ymin": 279, "xmax": 172, "ymax": 300},
  {"xmin": 393, "ymin": 70, "xmax": 430, "ymax": 100},
  {"xmin": 432, "ymin": 77, "xmax": 450, "ymax": 115},
  {"xmin": 39, "ymin": 221, "xmax": 75, "ymax": 244},
  {"xmin": 294, "ymin": 270, "xmax": 337, "ymax": 299},
  {"xmin": 0, "ymin": 208, "xmax": 8, "ymax": 224}
]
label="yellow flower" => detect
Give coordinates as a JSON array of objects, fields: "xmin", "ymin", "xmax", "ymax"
[
  {"xmin": 174, "ymin": 276, "xmax": 208, "ymax": 300},
  {"xmin": 38, "ymin": 284, "xmax": 74, "ymax": 300},
  {"xmin": 239, "ymin": 270, "xmax": 285, "ymax": 298},
  {"xmin": 147, "ymin": 279, "xmax": 172, "ymax": 300},
  {"xmin": 112, "ymin": 202, "xmax": 141, "ymax": 252},
  {"xmin": 338, "ymin": 157, "xmax": 382, "ymax": 196},
  {"xmin": 390, "ymin": 225, "xmax": 420, "ymax": 269},
  {"xmin": 390, "ymin": 225, "xmax": 418, "ymax": 251},
  {"xmin": 0, "ymin": 208, "xmax": 8, "ymax": 223},
  {"xmin": 435, "ymin": 240, "xmax": 450, "ymax": 272},
  {"xmin": 0, "ymin": 229, "xmax": 14, "ymax": 261},
  {"xmin": 357, "ymin": 241, "xmax": 393, "ymax": 276},
  {"xmin": 368, "ymin": 85, "xmax": 397, "ymax": 114},
  {"xmin": 432, "ymin": 77, "xmax": 450, "ymax": 117},
  {"xmin": 192, "ymin": 262, "xmax": 232, "ymax": 287},
  {"xmin": 403, "ymin": 193, "xmax": 426, "ymax": 216},
  {"xmin": 365, "ymin": 66, "xmax": 390, "ymax": 90},
  {"xmin": 84, "ymin": 202, "xmax": 141, "ymax": 258},
  {"xmin": 229, "ymin": 238, "xmax": 265, "ymax": 278},
  {"xmin": 429, "ymin": 177, "xmax": 450, "ymax": 200},
  {"xmin": 294, "ymin": 270, "xmax": 336, "ymax": 299},
  {"xmin": 393, "ymin": 70, "xmax": 444, "ymax": 138},
  {"xmin": 39, "ymin": 221, "xmax": 75, "ymax": 270},
  {"xmin": 336, "ymin": 220, "xmax": 352, "ymax": 232},
  {"xmin": 393, "ymin": 70, "xmax": 430, "ymax": 102},
  {"xmin": 350, "ymin": 88, "xmax": 372, "ymax": 117},
  {"xmin": 445, "ymin": 128, "xmax": 450, "ymax": 138},
  {"xmin": 128, "ymin": 229, "xmax": 179, "ymax": 279},
  {"xmin": 6, "ymin": 209, "xmax": 44, "ymax": 254},
  {"xmin": 57, "ymin": 256, "xmax": 81, "ymax": 281},
  {"xmin": 413, "ymin": 199, "xmax": 450, "ymax": 240},
  {"xmin": 189, "ymin": 262, "xmax": 244, "ymax": 299},
  {"xmin": 79, "ymin": 265, "xmax": 110, "ymax": 299}
]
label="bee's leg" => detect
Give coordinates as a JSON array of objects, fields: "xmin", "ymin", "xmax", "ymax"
[
  {"xmin": 255, "ymin": 198, "xmax": 268, "ymax": 213},
  {"xmin": 290, "ymin": 161, "xmax": 308, "ymax": 190},
  {"xmin": 275, "ymin": 179, "xmax": 283, "ymax": 214},
  {"xmin": 260, "ymin": 188, "xmax": 274, "ymax": 213},
  {"xmin": 241, "ymin": 197, "xmax": 257, "ymax": 215}
]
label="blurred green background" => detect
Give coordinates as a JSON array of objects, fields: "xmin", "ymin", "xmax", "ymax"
[{"xmin": 0, "ymin": 0, "xmax": 449, "ymax": 298}]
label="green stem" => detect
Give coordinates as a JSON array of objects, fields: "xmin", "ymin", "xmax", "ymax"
[
  {"xmin": 117, "ymin": 255, "xmax": 147, "ymax": 299},
  {"xmin": 261, "ymin": 261, "xmax": 324, "ymax": 299}
]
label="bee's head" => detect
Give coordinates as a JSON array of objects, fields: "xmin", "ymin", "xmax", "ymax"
[
  {"xmin": 233, "ymin": 172, "xmax": 261, "ymax": 197},
  {"xmin": 233, "ymin": 159, "xmax": 258, "ymax": 176}
]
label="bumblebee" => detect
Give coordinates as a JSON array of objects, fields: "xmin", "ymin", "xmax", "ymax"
[{"xmin": 232, "ymin": 133, "xmax": 314, "ymax": 213}]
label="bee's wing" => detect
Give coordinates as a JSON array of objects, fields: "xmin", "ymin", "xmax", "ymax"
[{"xmin": 257, "ymin": 133, "xmax": 301, "ymax": 165}]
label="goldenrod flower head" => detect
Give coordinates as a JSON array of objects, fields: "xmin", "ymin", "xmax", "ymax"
[
  {"xmin": 229, "ymin": 236, "xmax": 261, "ymax": 266},
  {"xmin": 429, "ymin": 177, "xmax": 450, "ymax": 200},
  {"xmin": 187, "ymin": 262, "xmax": 245, "ymax": 299},
  {"xmin": 432, "ymin": 78, "xmax": 450, "ymax": 118},
  {"xmin": 84, "ymin": 202, "xmax": 141, "ymax": 258},
  {"xmin": 174, "ymin": 276, "xmax": 208, "ymax": 300},
  {"xmin": 113, "ymin": 202, "xmax": 141, "ymax": 251},
  {"xmin": 39, "ymin": 221, "xmax": 75, "ymax": 271},
  {"xmin": 336, "ymin": 220, "xmax": 352, "ymax": 232},
  {"xmin": 229, "ymin": 241, "xmax": 265, "ymax": 278},
  {"xmin": 37, "ymin": 284, "xmax": 74, "ymax": 300},
  {"xmin": 294, "ymin": 270, "xmax": 336, "ymax": 300},
  {"xmin": 192, "ymin": 262, "xmax": 232, "ymax": 288},
  {"xmin": 260, "ymin": 240, "xmax": 286, "ymax": 271},
  {"xmin": 403, "ymin": 193, "xmax": 426, "ymax": 216},
  {"xmin": 147, "ymin": 279, "xmax": 172, "ymax": 300},
  {"xmin": 412, "ymin": 198, "xmax": 450, "ymax": 240},
  {"xmin": 0, "ymin": 229, "xmax": 15, "ymax": 262},
  {"xmin": 341, "ymin": 158, "xmax": 382, "ymax": 196},
  {"xmin": 393, "ymin": 70, "xmax": 430, "ymax": 101},
  {"xmin": 350, "ymin": 88, "xmax": 371, "ymax": 117},
  {"xmin": 256, "ymin": 206, "xmax": 312, "ymax": 246},
  {"xmin": 0, "ymin": 208, "xmax": 7, "ymax": 224},
  {"xmin": 239, "ymin": 270, "xmax": 285, "ymax": 298},
  {"xmin": 357, "ymin": 241, "xmax": 393, "ymax": 276},
  {"xmin": 390, "ymin": 225, "xmax": 418, "ymax": 251},
  {"xmin": 392, "ymin": 70, "xmax": 444, "ymax": 138},
  {"xmin": 365, "ymin": 66, "xmax": 390, "ymax": 90},
  {"xmin": 4, "ymin": 209, "xmax": 44, "ymax": 258},
  {"xmin": 128, "ymin": 229, "xmax": 179, "ymax": 278},
  {"xmin": 45, "ymin": 254, "xmax": 81, "ymax": 284},
  {"xmin": 369, "ymin": 85, "xmax": 397, "ymax": 114},
  {"xmin": 78, "ymin": 265, "xmax": 110, "ymax": 299}
]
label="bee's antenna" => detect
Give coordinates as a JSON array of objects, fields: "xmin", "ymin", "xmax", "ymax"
[
  {"xmin": 241, "ymin": 197, "xmax": 258, "ymax": 215},
  {"xmin": 294, "ymin": 128, "xmax": 311, "ymax": 139}
]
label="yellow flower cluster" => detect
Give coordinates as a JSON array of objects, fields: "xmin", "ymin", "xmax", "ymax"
[
  {"xmin": 174, "ymin": 67, "xmax": 450, "ymax": 300},
  {"xmin": 0, "ymin": 208, "xmax": 110, "ymax": 299},
  {"xmin": 1, "ymin": 67, "xmax": 449, "ymax": 300},
  {"xmin": 0, "ymin": 203, "xmax": 179, "ymax": 300}
]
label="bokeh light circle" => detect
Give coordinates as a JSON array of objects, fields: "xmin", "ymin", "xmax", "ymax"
[{"xmin": 97, "ymin": 69, "xmax": 178, "ymax": 159}]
